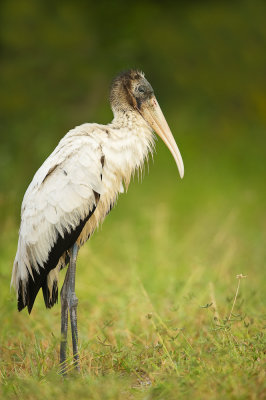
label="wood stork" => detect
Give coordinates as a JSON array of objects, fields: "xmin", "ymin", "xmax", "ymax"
[{"xmin": 11, "ymin": 70, "xmax": 184, "ymax": 373}]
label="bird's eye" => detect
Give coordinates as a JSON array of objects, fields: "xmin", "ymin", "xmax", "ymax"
[{"xmin": 138, "ymin": 86, "xmax": 145, "ymax": 94}]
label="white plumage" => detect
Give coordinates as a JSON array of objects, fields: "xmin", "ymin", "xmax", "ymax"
[
  {"xmin": 11, "ymin": 70, "xmax": 184, "ymax": 373},
  {"xmin": 12, "ymin": 114, "xmax": 154, "ymax": 304}
]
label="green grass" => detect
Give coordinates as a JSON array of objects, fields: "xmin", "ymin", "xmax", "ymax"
[
  {"xmin": 0, "ymin": 0, "xmax": 265, "ymax": 399},
  {"xmin": 1, "ymin": 145, "xmax": 265, "ymax": 399}
]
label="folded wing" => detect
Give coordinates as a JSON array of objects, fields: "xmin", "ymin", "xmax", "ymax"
[{"xmin": 12, "ymin": 133, "xmax": 104, "ymax": 313}]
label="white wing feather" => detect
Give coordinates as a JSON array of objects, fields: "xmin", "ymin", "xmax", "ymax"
[{"xmin": 12, "ymin": 125, "xmax": 103, "ymax": 288}]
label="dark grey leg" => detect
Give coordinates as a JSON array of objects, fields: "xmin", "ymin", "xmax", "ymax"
[
  {"xmin": 59, "ymin": 243, "xmax": 80, "ymax": 374},
  {"xmin": 60, "ymin": 265, "xmax": 70, "ymax": 375},
  {"xmin": 67, "ymin": 244, "xmax": 80, "ymax": 371}
]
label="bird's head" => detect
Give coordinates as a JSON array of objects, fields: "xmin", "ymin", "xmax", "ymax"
[{"xmin": 110, "ymin": 70, "xmax": 184, "ymax": 179}]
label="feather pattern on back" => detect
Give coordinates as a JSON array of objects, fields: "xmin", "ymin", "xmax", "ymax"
[{"xmin": 12, "ymin": 111, "xmax": 155, "ymax": 311}]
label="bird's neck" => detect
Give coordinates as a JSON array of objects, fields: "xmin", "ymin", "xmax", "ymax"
[
  {"xmin": 111, "ymin": 109, "xmax": 147, "ymax": 130},
  {"xmin": 103, "ymin": 110, "xmax": 155, "ymax": 191},
  {"xmin": 109, "ymin": 110, "xmax": 155, "ymax": 157}
]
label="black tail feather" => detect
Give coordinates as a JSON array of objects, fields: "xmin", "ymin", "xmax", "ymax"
[
  {"xmin": 17, "ymin": 206, "xmax": 96, "ymax": 313},
  {"xmin": 18, "ymin": 265, "xmax": 53, "ymax": 314},
  {"xmin": 42, "ymin": 280, "xmax": 58, "ymax": 309}
]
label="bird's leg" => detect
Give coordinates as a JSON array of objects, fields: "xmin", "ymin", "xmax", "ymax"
[
  {"xmin": 67, "ymin": 243, "xmax": 80, "ymax": 372},
  {"xmin": 59, "ymin": 243, "xmax": 80, "ymax": 374},
  {"xmin": 59, "ymin": 264, "xmax": 70, "ymax": 375}
]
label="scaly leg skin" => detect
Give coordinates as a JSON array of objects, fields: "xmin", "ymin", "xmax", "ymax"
[
  {"xmin": 59, "ymin": 266, "xmax": 70, "ymax": 375},
  {"xmin": 70, "ymin": 292, "xmax": 80, "ymax": 371},
  {"xmin": 68, "ymin": 244, "xmax": 80, "ymax": 371},
  {"xmin": 59, "ymin": 243, "xmax": 80, "ymax": 374}
]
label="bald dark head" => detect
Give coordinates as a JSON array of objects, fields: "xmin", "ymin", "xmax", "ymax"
[{"xmin": 110, "ymin": 70, "xmax": 154, "ymax": 114}]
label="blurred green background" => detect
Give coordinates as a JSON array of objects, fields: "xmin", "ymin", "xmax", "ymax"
[
  {"xmin": 0, "ymin": 0, "xmax": 265, "ymax": 224},
  {"xmin": 0, "ymin": 0, "xmax": 265, "ymax": 398}
]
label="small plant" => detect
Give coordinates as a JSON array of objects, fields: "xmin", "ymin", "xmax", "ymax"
[{"xmin": 227, "ymin": 274, "xmax": 247, "ymax": 323}]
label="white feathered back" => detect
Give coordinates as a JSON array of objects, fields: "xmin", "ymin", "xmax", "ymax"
[{"xmin": 12, "ymin": 115, "xmax": 154, "ymax": 306}]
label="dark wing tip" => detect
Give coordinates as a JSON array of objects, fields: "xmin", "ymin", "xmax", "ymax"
[
  {"xmin": 17, "ymin": 274, "xmax": 43, "ymax": 314},
  {"xmin": 17, "ymin": 274, "xmax": 58, "ymax": 314},
  {"xmin": 16, "ymin": 205, "xmax": 97, "ymax": 313},
  {"xmin": 42, "ymin": 280, "xmax": 58, "ymax": 309}
]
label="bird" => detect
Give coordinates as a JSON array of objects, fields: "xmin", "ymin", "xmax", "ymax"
[{"xmin": 11, "ymin": 69, "xmax": 184, "ymax": 374}]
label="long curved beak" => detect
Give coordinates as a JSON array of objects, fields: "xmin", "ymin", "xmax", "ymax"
[{"xmin": 139, "ymin": 96, "xmax": 184, "ymax": 179}]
